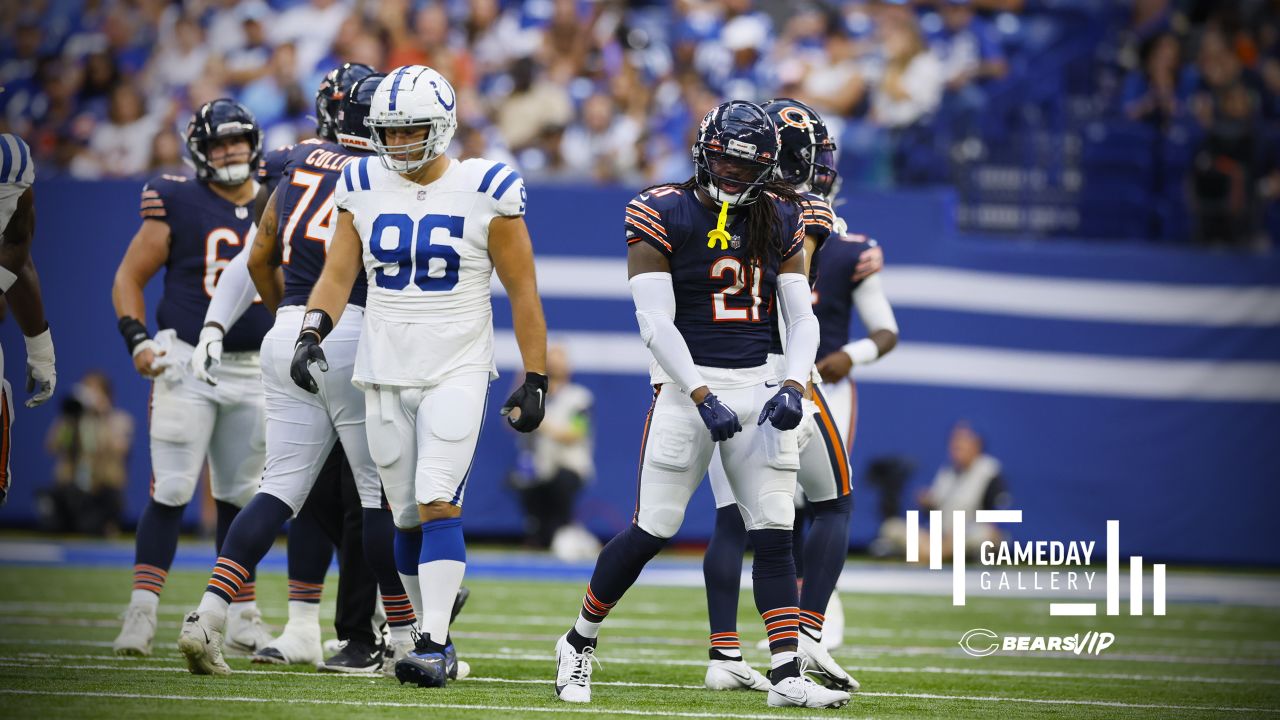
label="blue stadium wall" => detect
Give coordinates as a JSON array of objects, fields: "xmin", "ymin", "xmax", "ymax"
[{"xmin": 3, "ymin": 180, "xmax": 1278, "ymax": 566}]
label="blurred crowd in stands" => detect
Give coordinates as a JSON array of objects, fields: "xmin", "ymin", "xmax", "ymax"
[
  {"xmin": 1110, "ymin": 0, "xmax": 1280, "ymax": 245},
  {"xmin": 0, "ymin": 0, "xmax": 1022, "ymax": 187}
]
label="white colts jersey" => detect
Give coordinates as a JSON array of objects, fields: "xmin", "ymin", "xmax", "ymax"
[
  {"xmin": 0, "ymin": 134, "xmax": 35, "ymax": 235},
  {"xmin": 335, "ymin": 155, "xmax": 526, "ymax": 388}
]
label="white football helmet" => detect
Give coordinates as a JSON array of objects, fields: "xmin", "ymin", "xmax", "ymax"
[{"xmin": 365, "ymin": 65, "xmax": 458, "ymax": 173}]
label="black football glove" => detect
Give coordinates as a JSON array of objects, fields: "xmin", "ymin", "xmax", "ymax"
[
  {"xmin": 501, "ymin": 372, "xmax": 548, "ymax": 432},
  {"xmin": 290, "ymin": 334, "xmax": 329, "ymax": 394}
]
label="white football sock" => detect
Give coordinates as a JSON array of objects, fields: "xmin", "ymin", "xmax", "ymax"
[
  {"xmin": 287, "ymin": 600, "xmax": 320, "ymax": 624},
  {"xmin": 398, "ymin": 572, "xmax": 423, "ymax": 625},
  {"xmin": 197, "ymin": 591, "xmax": 230, "ymax": 620},
  {"xmin": 416, "ymin": 560, "xmax": 465, "ymax": 645},
  {"xmin": 130, "ymin": 590, "xmax": 159, "ymax": 610},
  {"xmin": 573, "ymin": 615, "xmax": 602, "ymax": 639}
]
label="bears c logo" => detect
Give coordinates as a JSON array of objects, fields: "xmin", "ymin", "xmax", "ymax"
[{"xmin": 778, "ymin": 107, "xmax": 811, "ymax": 130}]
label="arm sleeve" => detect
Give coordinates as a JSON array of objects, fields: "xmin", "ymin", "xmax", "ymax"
[
  {"xmin": 203, "ymin": 224, "xmax": 260, "ymax": 330},
  {"xmin": 630, "ymin": 271, "xmax": 706, "ymax": 394},
  {"xmin": 777, "ymin": 272, "xmax": 820, "ymax": 386}
]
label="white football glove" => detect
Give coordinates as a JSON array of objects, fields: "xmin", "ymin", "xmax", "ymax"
[
  {"xmin": 191, "ymin": 325, "xmax": 225, "ymax": 386},
  {"xmin": 24, "ymin": 327, "xmax": 56, "ymax": 408}
]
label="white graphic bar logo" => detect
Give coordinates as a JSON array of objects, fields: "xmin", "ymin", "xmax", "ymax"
[{"xmin": 904, "ymin": 512, "xmax": 1166, "ymax": 616}]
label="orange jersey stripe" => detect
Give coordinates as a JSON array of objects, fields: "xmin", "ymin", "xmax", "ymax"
[{"xmin": 812, "ymin": 389, "xmax": 851, "ymax": 495}]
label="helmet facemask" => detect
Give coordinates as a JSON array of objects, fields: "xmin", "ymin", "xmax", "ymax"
[
  {"xmin": 806, "ymin": 139, "xmax": 840, "ymax": 198},
  {"xmin": 191, "ymin": 132, "xmax": 256, "ymax": 186},
  {"xmin": 366, "ymin": 116, "xmax": 452, "ymax": 173},
  {"xmin": 695, "ymin": 143, "xmax": 776, "ymax": 206}
]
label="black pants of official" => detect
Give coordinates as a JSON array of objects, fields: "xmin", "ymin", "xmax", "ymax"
[
  {"xmin": 519, "ymin": 468, "xmax": 583, "ymax": 548},
  {"xmin": 294, "ymin": 444, "xmax": 379, "ymax": 647}
]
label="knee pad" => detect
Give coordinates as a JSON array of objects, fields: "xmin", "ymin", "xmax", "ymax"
[
  {"xmin": 427, "ymin": 385, "xmax": 482, "ymax": 443},
  {"xmin": 635, "ymin": 497, "xmax": 686, "ymax": 539},
  {"xmin": 746, "ymin": 488, "xmax": 796, "ymax": 531},
  {"xmin": 810, "ymin": 493, "xmax": 853, "ymax": 516},
  {"xmin": 150, "ymin": 475, "xmax": 198, "ymax": 508}
]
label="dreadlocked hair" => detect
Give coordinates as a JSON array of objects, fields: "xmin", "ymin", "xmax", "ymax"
[{"xmin": 639, "ymin": 178, "xmax": 805, "ymax": 267}]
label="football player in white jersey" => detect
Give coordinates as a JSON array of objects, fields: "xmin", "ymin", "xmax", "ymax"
[
  {"xmin": 292, "ymin": 65, "xmax": 546, "ymax": 688},
  {"xmin": 0, "ymin": 132, "xmax": 56, "ymax": 504}
]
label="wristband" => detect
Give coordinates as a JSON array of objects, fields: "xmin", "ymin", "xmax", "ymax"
[
  {"xmin": 841, "ymin": 338, "xmax": 880, "ymax": 366},
  {"xmin": 299, "ymin": 309, "xmax": 334, "ymax": 343},
  {"xmin": 118, "ymin": 316, "xmax": 150, "ymax": 356},
  {"xmin": 0, "ymin": 265, "xmax": 16, "ymax": 294}
]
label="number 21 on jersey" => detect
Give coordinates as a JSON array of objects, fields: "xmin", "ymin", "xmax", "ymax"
[{"xmin": 710, "ymin": 256, "xmax": 762, "ymax": 322}]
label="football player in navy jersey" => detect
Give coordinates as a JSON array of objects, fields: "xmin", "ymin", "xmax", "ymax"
[
  {"xmin": 701, "ymin": 99, "xmax": 899, "ymax": 693},
  {"xmin": 553, "ymin": 101, "xmax": 848, "ymax": 710},
  {"xmin": 110, "ymin": 100, "xmax": 274, "ymax": 658},
  {"xmin": 0, "ymin": 132, "xmax": 56, "ymax": 506}
]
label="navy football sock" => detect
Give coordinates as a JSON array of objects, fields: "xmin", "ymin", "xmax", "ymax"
[
  {"xmin": 748, "ymin": 528, "xmax": 800, "ymax": 654},
  {"xmin": 132, "ymin": 499, "xmax": 185, "ymax": 599},
  {"xmin": 364, "ymin": 508, "xmax": 415, "ymax": 629},
  {"xmin": 703, "ymin": 505, "xmax": 747, "ymax": 658},
  {"xmin": 204, "ymin": 494, "xmax": 292, "ymax": 604},
  {"xmin": 215, "ymin": 499, "xmax": 258, "ymax": 601},
  {"xmin": 286, "ymin": 506, "xmax": 333, "ymax": 604},
  {"xmin": 579, "ymin": 524, "xmax": 668, "ymax": 623},
  {"xmin": 792, "ymin": 506, "xmax": 809, "ymax": 580},
  {"xmin": 798, "ymin": 495, "xmax": 852, "ymax": 640}
]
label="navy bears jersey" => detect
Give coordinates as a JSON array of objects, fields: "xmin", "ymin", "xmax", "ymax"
[
  {"xmin": 625, "ymin": 185, "xmax": 805, "ymax": 369},
  {"xmin": 257, "ymin": 145, "xmax": 293, "ymax": 197},
  {"xmin": 812, "ymin": 233, "xmax": 879, "ymax": 359},
  {"xmin": 139, "ymin": 175, "xmax": 273, "ymax": 352},
  {"xmin": 767, "ymin": 191, "xmax": 835, "ymax": 354},
  {"xmin": 274, "ymin": 139, "xmax": 369, "ymax": 308}
]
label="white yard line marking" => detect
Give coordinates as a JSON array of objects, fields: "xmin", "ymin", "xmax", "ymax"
[
  {"xmin": 0, "ymin": 683, "xmax": 1272, "ymax": 716},
  {"xmin": 6, "ymin": 655, "xmax": 1276, "ymax": 687},
  {"xmin": 0, "ymin": 689, "xmax": 859, "ymax": 720}
]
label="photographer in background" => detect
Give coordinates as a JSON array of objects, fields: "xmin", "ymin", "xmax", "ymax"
[
  {"xmin": 40, "ymin": 371, "xmax": 133, "ymax": 536},
  {"xmin": 509, "ymin": 344, "xmax": 597, "ymax": 559}
]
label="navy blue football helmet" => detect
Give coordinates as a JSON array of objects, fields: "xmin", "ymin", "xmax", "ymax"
[
  {"xmin": 315, "ymin": 62, "xmax": 375, "ymax": 142},
  {"xmin": 692, "ymin": 101, "xmax": 780, "ymax": 206},
  {"xmin": 336, "ymin": 72, "xmax": 385, "ymax": 151},
  {"xmin": 185, "ymin": 98, "xmax": 262, "ymax": 185},
  {"xmin": 761, "ymin": 98, "xmax": 839, "ymax": 198}
]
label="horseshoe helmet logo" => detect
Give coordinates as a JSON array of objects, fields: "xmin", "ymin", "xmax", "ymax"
[{"xmin": 430, "ymin": 77, "xmax": 456, "ymax": 112}]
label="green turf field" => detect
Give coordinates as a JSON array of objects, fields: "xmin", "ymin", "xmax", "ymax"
[{"xmin": 1, "ymin": 559, "xmax": 1277, "ymax": 719}]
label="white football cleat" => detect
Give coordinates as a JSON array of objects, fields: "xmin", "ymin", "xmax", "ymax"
[
  {"xmin": 324, "ymin": 638, "xmax": 346, "ymax": 656},
  {"xmin": 554, "ymin": 632, "xmax": 597, "ymax": 703},
  {"xmin": 381, "ymin": 639, "xmax": 413, "ymax": 678},
  {"xmin": 767, "ymin": 674, "xmax": 851, "ymax": 708},
  {"xmin": 455, "ymin": 659, "xmax": 471, "ymax": 680},
  {"xmin": 705, "ymin": 659, "xmax": 771, "ymax": 691},
  {"xmin": 799, "ymin": 632, "xmax": 859, "ymax": 691},
  {"xmin": 252, "ymin": 620, "xmax": 323, "ymax": 666},
  {"xmin": 225, "ymin": 605, "xmax": 274, "ymax": 655},
  {"xmin": 177, "ymin": 610, "xmax": 232, "ymax": 676},
  {"xmin": 821, "ymin": 593, "xmax": 845, "ymax": 650},
  {"xmin": 113, "ymin": 603, "xmax": 157, "ymax": 656}
]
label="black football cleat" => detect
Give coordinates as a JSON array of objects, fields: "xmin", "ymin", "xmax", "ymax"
[
  {"xmin": 451, "ymin": 586, "xmax": 469, "ymax": 624},
  {"xmin": 395, "ymin": 635, "xmax": 451, "ymax": 688},
  {"xmin": 318, "ymin": 639, "xmax": 383, "ymax": 674}
]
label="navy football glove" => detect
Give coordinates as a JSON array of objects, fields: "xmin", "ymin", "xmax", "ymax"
[
  {"xmin": 758, "ymin": 384, "xmax": 804, "ymax": 430},
  {"xmin": 290, "ymin": 335, "xmax": 328, "ymax": 394},
  {"xmin": 696, "ymin": 392, "xmax": 742, "ymax": 442},
  {"xmin": 501, "ymin": 372, "xmax": 549, "ymax": 432}
]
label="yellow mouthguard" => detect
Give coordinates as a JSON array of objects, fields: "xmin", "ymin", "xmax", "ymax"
[{"xmin": 706, "ymin": 201, "xmax": 731, "ymax": 250}]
